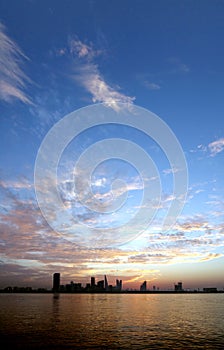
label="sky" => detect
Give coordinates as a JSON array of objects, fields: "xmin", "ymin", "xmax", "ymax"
[{"xmin": 0, "ymin": 0, "xmax": 224, "ymax": 290}]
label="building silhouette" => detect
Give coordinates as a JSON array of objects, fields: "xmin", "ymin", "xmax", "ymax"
[
  {"xmin": 116, "ymin": 279, "xmax": 122, "ymax": 291},
  {"xmin": 57, "ymin": 275, "xmax": 124, "ymax": 293},
  {"xmin": 174, "ymin": 282, "xmax": 183, "ymax": 291},
  {"xmin": 65, "ymin": 281, "xmax": 82, "ymax": 292},
  {"xmin": 91, "ymin": 277, "xmax": 95, "ymax": 288},
  {"xmin": 53, "ymin": 273, "xmax": 60, "ymax": 292},
  {"xmin": 203, "ymin": 287, "xmax": 217, "ymax": 292},
  {"xmin": 104, "ymin": 275, "xmax": 108, "ymax": 291},
  {"xmin": 140, "ymin": 281, "xmax": 147, "ymax": 291},
  {"xmin": 97, "ymin": 280, "xmax": 104, "ymax": 289}
]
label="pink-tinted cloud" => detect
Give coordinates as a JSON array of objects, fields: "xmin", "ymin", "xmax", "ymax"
[{"xmin": 208, "ymin": 138, "xmax": 224, "ymax": 157}]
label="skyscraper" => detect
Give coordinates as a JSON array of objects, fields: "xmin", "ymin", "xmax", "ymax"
[
  {"xmin": 97, "ymin": 280, "xmax": 104, "ymax": 290},
  {"xmin": 53, "ymin": 273, "xmax": 60, "ymax": 292},
  {"xmin": 174, "ymin": 282, "xmax": 183, "ymax": 291},
  {"xmin": 116, "ymin": 279, "xmax": 122, "ymax": 291},
  {"xmin": 104, "ymin": 275, "xmax": 108, "ymax": 291},
  {"xmin": 140, "ymin": 281, "xmax": 147, "ymax": 292},
  {"xmin": 91, "ymin": 277, "xmax": 95, "ymax": 288}
]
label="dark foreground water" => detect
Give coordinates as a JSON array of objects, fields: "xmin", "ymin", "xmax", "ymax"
[{"xmin": 1, "ymin": 293, "xmax": 224, "ymax": 349}]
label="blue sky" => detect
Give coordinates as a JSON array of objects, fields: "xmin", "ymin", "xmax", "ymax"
[{"xmin": 0, "ymin": 0, "xmax": 224, "ymax": 290}]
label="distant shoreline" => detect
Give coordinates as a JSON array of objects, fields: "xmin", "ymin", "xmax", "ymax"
[{"xmin": 1, "ymin": 290, "xmax": 224, "ymax": 294}]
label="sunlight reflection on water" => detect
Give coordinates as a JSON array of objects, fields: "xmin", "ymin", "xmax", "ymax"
[{"xmin": 1, "ymin": 293, "xmax": 224, "ymax": 349}]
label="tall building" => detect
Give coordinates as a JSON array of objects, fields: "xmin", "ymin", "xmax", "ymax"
[
  {"xmin": 104, "ymin": 275, "xmax": 108, "ymax": 291},
  {"xmin": 91, "ymin": 277, "xmax": 95, "ymax": 288},
  {"xmin": 116, "ymin": 279, "xmax": 122, "ymax": 291},
  {"xmin": 97, "ymin": 280, "xmax": 104, "ymax": 290},
  {"xmin": 53, "ymin": 273, "xmax": 60, "ymax": 292},
  {"xmin": 174, "ymin": 282, "xmax": 183, "ymax": 291},
  {"xmin": 119, "ymin": 280, "xmax": 122, "ymax": 291},
  {"xmin": 140, "ymin": 281, "xmax": 147, "ymax": 292}
]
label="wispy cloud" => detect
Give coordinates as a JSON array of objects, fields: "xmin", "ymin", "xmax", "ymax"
[
  {"xmin": 144, "ymin": 81, "xmax": 161, "ymax": 90},
  {"xmin": 0, "ymin": 23, "xmax": 31, "ymax": 104},
  {"xmin": 69, "ymin": 37, "xmax": 135, "ymax": 110},
  {"xmin": 1, "ymin": 177, "xmax": 224, "ymax": 288},
  {"xmin": 176, "ymin": 63, "xmax": 190, "ymax": 73},
  {"xmin": 162, "ymin": 167, "xmax": 181, "ymax": 175},
  {"xmin": 168, "ymin": 57, "xmax": 190, "ymax": 74},
  {"xmin": 208, "ymin": 138, "xmax": 224, "ymax": 157},
  {"xmin": 192, "ymin": 138, "xmax": 224, "ymax": 157},
  {"xmin": 0, "ymin": 179, "xmax": 32, "ymax": 190},
  {"xmin": 70, "ymin": 38, "xmax": 102, "ymax": 60}
]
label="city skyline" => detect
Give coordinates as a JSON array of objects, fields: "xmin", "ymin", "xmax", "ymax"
[
  {"xmin": 0, "ymin": 1, "xmax": 224, "ymax": 290},
  {"xmin": 1, "ymin": 272, "xmax": 223, "ymax": 293}
]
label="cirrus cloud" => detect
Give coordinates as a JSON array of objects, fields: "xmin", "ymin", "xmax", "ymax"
[
  {"xmin": 69, "ymin": 37, "xmax": 135, "ymax": 110},
  {"xmin": 144, "ymin": 81, "xmax": 161, "ymax": 90},
  {"xmin": 0, "ymin": 22, "xmax": 31, "ymax": 104},
  {"xmin": 208, "ymin": 138, "xmax": 224, "ymax": 157}
]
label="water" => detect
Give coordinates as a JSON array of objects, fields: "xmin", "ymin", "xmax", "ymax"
[{"xmin": 1, "ymin": 293, "xmax": 224, "ymax": 349}]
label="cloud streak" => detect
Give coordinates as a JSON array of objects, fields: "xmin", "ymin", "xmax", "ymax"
[
  {"xmin": 1, "ymin": 176, "xmax": 223, "ymax": 288},
  {"xmin": 0, "ymin": 23, "xmax": 31, "ymax": 104},
  {"xmin": 191, "ymin": 138, "xmax": 224, "ymax": 158},
  {"xmin": 208, "ymin": 138, "xmax": 224, "ymax": 157},
  {"xmin": 168, "ymin": 57, "xmax": 190, "ymax": 74},
  {"xmin": 70, "ymin": 38, "xmax": 135, "ymax": 110},
  {"xmin": 144, "ymin": 81, "xmax": 161, "ymax": 90}
]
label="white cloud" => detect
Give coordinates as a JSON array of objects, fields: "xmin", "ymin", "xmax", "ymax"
[
  {"xmin": 70, "ymin": 39, "xmax": 99, "ymax": 60},
  {"xmin": 178, "ymin": 63, "xmax": 190, "ymax": 73},
  {"xmin": 92, "ymin": 177, "xmax": 107, "ymax": 187},
  {"xmin": 0, "ymin": 23, "xmax": 31, "ymax": 104},
  {"xmin": 144, "ymin": 81, "xmax": 161, "ymax": 90},
  {"xmin": 162, "ymin": 167, "xmax": 180, "ymax": 175},
  {"xmin": 190, "ymin": 139, "xmax": 224, "ymax": 158},
  {"xmin": 168, "ymin": 57, "xmax": 190, "ymax": 74},
  {"xmin": 70, "ymin": 37, "xmax": 135, "ymax": 110},
  {"xmin": 208, "ymin": 138, "xmax": 224, "ymax": 157},
  {"xmin": 1, "ymin": 179, "xmax": 224, "ymax": 287},
  {"xmin": 0, "ymin": 179, "xmax": 32, "ymax": 189},
  {"xmin": 197, "ymin": 144, "xmax": 206, "ymax": 151}
]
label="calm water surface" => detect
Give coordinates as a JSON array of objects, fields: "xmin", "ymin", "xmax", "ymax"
[{"xmin": 1, "ymin": 293, "xmax": 224, "ymax": 349}]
